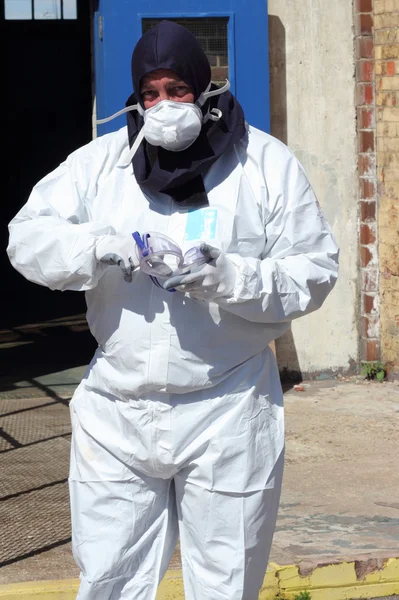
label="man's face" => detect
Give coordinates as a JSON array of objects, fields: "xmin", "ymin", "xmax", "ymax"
[{"xmin": 140, "ymin": 69, "xmax": 195, "ymax": 109}]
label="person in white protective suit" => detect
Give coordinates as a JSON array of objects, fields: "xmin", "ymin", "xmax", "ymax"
[{"xmin": 7, "ymin": 20, "xmax": 339, "ymax": 600}]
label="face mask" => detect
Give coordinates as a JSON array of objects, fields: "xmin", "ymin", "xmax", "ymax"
[
  {"xmin": 142, "ymin": 100, "xmax": 203, "ymax": 152},
  {"xmin": 97, "ymin": 80, "xmax": 230, "ymax": 166}
]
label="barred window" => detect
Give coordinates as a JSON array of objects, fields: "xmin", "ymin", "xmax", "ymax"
[{"xmin": 4, "ymin": 0, "xmax": 77, "ymax": 20}]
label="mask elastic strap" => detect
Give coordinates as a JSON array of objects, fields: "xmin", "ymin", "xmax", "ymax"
[
  {"xmin": 97, "ymin": 104, "xmax": 146, "ymax": 167},
  {"xmin": 203, "ymin": 108, "xmax": 223, "ymax": 123},
  {"xmin": 96, "ymin": 103, "xmax": 144, "ymax": 125},
  {"xmin": 196, "ymin": 80, "xmax": 231, "ymax": 108},
  {"xmin": 117, "ymin": 128, "xmax": 145, "ymax": 168}
]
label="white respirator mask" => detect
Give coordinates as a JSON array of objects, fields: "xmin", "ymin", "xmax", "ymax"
[
  {"xmin": 142, "ymin": 100, "xmax": 203, "ymax": 152},
  {"xmin": 97, "ymin": 80, "xmax": 230, "ymax": 166}
]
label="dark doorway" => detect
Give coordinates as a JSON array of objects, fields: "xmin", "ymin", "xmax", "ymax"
[{"xmin": 1, "ymin": 0, "xmax": 93, "ymax": 329}]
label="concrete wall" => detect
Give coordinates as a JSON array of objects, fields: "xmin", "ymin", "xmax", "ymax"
[{"xmin": 268, "ymin": 0, "xmax": 359, "ymax": 376}]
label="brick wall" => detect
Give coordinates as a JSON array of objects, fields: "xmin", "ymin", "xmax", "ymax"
[
  {"xmin": 355, "ymin": 0, "xmax": 380, "ymax": 363},
  {"xmin": 374, "ymin": 0, "xmax": 399, "ymax": 377},
  {"xmin": 355, "ymin": 0, "xmax": 399, "ymax": 377}
]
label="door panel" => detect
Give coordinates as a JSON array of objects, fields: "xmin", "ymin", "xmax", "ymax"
[
  {"xmin": 94, "ymin": 0, "xmax": 270, "ymax": 135},
  {"xmin": 1, "ymin": 1, "xmax": 92, "ymax": 327}
]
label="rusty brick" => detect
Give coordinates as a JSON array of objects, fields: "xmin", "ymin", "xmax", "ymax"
[
  {"xmin": 364, "ymin": 293, "xmax": 376, "ymax": 314},
  {"xmin": 360, "ymin": 178, "xmax": 376, "ymax": 198},
  {"xmin": 355, "ymin": 0, "xmax": 373, "ymax": 11},
  {"xmin": 359, "ymin": 130, "xmax": 375, "ymax": 152},
  {"xmin": 360, "ymin": 223, "xmax": 377, "ymax": 244},
  {"xmin": 362, "ymin": 269, "xmax": 378, "ymax": 291},
  {"xmin": 355, "ymin": 13, "xmax": 374, "ymax": 35},
  {"xmin": 366, "ymin": 340, "xmax": 379, "ymax": 361},
  {"xmin": 357, "ymin": 83, "xmax": 375, "ymax": 105},
  {"xmin": 361, "ymin": 246, "xmax": 373, "ymax": 266},
  {"xmin": 358, "ymin": 153, "xmax": 376, "ymax": 176},
  {"xmin": 357, "ymin": 37, "xmax": 374, "ymax": 59},
  {"xmin": 357, "ymin": 60, "xmax": 374, "ymax": 82},
  {"xmin": 359, "ymin": 339, "xmax": 380, "ymax": 362},
  {"xmin": 360, "ymin": 200, "xmax": 376, "ymax": 221},
  {"xmin": 387, "ymin": 60, "xmax": 396, "ymax": 75},
  {"xmin": 358, "ymin": 107, "xmax": 376, "ymax": 128}
]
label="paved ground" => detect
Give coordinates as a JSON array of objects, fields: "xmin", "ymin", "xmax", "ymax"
[{"xmin": 1, "ymin": 317, "xmax": 399, "ymax": 585}]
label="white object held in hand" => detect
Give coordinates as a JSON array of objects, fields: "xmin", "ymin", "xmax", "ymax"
[{"xmin": 163, "ymin": 244, "xmax": 237, "ymax": 300}]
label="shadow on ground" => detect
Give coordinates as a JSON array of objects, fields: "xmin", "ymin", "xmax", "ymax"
[
  {"xmin": 0, "ymin": 314, "xmax": 96, "ymax": 392},
  {"xmin": 0, "ymin": 315, "xmax": 95, "ymax": 572}
]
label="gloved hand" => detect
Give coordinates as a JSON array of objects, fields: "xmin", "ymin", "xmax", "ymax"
[
  {"xmin": 95, "ymin": 234, "xmax": 139, "ymax": 282},
  {"xmin": 163, "ymin": 244, "xmax": 237, "ymax": 300}
]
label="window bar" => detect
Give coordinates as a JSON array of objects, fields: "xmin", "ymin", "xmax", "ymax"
[
  {"xmin": 60, "ymin": 0, "xmax": 64, "ymax": 20},
  {"xmin": 31, "ymin": 0, "xmax": 34, "ymax": 19}
]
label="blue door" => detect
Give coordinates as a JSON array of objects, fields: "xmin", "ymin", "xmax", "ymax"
[{"xmin": 94, "ymin": 0, "xmax": 269, "ymax": 135}]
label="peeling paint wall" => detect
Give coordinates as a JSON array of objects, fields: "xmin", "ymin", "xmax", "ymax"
[{"xmin": 268, "ymin": 0, "xmax": 358, "ymax": 375}]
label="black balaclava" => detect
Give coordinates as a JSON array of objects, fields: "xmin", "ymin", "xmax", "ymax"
[{"xmin": 126, "ymin": 20, "xmax": 246, "ymax": 208}]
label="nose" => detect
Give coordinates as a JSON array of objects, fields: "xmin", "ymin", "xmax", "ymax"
[{"xmin": 159, "ymin": 89, "xmax": 170, "ymax": 102}]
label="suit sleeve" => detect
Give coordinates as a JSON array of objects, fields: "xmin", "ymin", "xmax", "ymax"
[
  {"xmin": 7, "ymin": 146, "xmax": 114, "ymax": 292},
  {"xmin": 215, "ymin": 151, "xmax": 339, "ymax": 323}
]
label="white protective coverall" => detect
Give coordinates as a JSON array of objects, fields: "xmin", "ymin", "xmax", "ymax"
[{"xmin": 7, "ymin": 124, "xmax": 338, "ymax": 600}]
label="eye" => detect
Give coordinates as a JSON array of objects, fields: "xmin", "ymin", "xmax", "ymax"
[
  {"xmin": 171, "ymin": 86, "xmax": 190, "ymax": 97},
  {"xmin": 141, "ymin": 90, "xmax": 158, "ymax": 101}
]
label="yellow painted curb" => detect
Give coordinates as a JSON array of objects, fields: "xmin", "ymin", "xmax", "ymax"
[
  {"xmin": 0, "ymin": 579, "xmax": 79, "ymax": 599},
  {"xmin": 0, "ymin": 559, "xmax": 398, "ymax": 599},
  {"xmin": 275, "ymin": 558, "xmax": 399, "ymax": 600}
]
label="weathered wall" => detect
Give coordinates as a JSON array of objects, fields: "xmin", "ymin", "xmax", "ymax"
[
  {"xmin": 268, "ymin": 0, "xmax": 358, "ymax": 376},
  {"xmin": 374, "ymin": 0, "xmax": 399, "ymax": 378}
]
